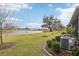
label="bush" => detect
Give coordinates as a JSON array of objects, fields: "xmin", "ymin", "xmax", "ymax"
[
  {"xmin": 61, "ymin": 32, "xmax": 66, "ymax": 34},
  {"xmin": 66, "ymin": 26, "xmax": 75, "ymax": 34},
  {"xmin": 55, "ymin": 36, "xmax": 61, "ymax": 42},
  {"xmin": 71, "ymin": 46, "xmax": 79, "ymax": 56},
  {"xmin": 52, "ymin": 38, "xmax": 56, "ymax": 41},
  {"xmin": 47, "ymin": 40, "xmax": 52, "ymax": 48},
  {"xmin": 51, "ymin": 41, "xmax": 60, "ymax": 53}
]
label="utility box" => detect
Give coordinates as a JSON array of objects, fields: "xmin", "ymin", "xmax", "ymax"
[{"xmin": 60, "ymin": 34, "xmax": 75, "ymax": 50}]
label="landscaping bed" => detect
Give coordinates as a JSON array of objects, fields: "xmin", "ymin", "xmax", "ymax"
[
  {"xmin": 45, "ymin": 44, "xmax": 72, "ymax": 56},
  {"xmin": 0, "ymin": 42, "xmax": 14, "ymax": 50},
  {"xmin": 45, "ymin": 34, "xmax": 79, "ymax": 56}
]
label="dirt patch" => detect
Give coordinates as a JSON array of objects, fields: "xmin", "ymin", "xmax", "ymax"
[
  {"xmin": 0, "ymin": 42, "xmax": 15, "ymax": 50},
  {"xmin": 45, "ymin": 45, "xmax": 72, "ymax": 56}
]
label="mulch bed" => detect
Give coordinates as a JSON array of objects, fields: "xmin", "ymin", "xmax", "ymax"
[
  {"xmin": 0, "ymin": 42, "xmax": 15, "ymax": 50},
  {"xmin": 45, "ymin": 45, "xmax": 72, "ymax": 56}
]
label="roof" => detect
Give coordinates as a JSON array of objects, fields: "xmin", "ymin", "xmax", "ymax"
[{"xmin": 69, "ymin": 7, "xmax": 79, "ymax": 25}]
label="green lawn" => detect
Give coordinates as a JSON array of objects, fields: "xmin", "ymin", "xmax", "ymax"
[{"xmin": 0, "ymin": 31, "xmax": 61, "ymax": 56}]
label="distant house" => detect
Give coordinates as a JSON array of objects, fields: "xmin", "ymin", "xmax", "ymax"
[{"xmin": 69, "ymin": 7, "xmax": 79, "ymax": 38}]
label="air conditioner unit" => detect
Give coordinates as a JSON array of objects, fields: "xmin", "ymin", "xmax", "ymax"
[{"xmin": 60, "ymin": 34, "xmax": 75, "ymax": 50}]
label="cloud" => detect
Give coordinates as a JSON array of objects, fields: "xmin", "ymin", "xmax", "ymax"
[
  {"xmin": 2, "ymin": 17, "xmax": 23, "ymax": 28},
  {"xmin": 67, "ymin": 3, "xmax": 79, "ymax": 8},
  {"xmin": 25, "ymin": 22, "xmax": 43, "ymax": 29},
  {"xmin": 4, "ymin": 17, "xmax": 23, "ymax": 24},
  {"xmin": 48, "ymin": 4, "xmax": 53, "ymax": 7},
  {"xmin": 56, "ymin": 8, "xmax": 61, "ymax": 11},
  {"xmin": 56, "ymin": 4, "xmax": 77, "ymax": 26},
  {"xmin": 0, "ymin": 3, "xmax": 32, "ymax": 12},
  {"xmin": 28, "ymin": 6, "xmax": 32, "ymax": 10},
  {"xmin": 6, "ymin": 17, "xmax": 23, "ymax": 22},
  {"xmin": 57, "ymin": 8, "xmax": 75, "ymax": 26}
]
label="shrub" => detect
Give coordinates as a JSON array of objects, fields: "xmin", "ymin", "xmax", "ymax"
[
  {"xmin": 52, "ymin": 38, "xmax": 56, "ymax": 41},
  {"xmin": 66, "ymin": 26, "xmax": 75, "ymax": 34},
  {"xmin": 61, "ymin": 32, "xmax": 66, "ymax": 34},
  {"xmin": 71, "ymin": 46, "xmax": 79, "ymax": 56},
  {"xmin": 55, "ymin": 36, "xmax": 61, "ymax": 42},
  {"xmin": 51, "ymin": 41, "xmax": 60, "ymax": 53},
  {"xmin": 47, "ymin": 40, "xmax": 52, "ymax": 48}
]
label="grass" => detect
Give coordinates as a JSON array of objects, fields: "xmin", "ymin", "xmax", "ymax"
[{"xmin": 0, "ymin": 31, "xmax": 61, "ymax": 56}]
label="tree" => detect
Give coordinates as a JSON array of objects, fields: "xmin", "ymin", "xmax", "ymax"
[
  {"xmin": 42, "ymin": 15, "xmax": 64, "ymax": 32},
  {"xmin": 43, "ymin": 15, "xmax": 54, "ymax": 32},
  {"xmin": 3, "ymin": 19, "xmax": 17, "ymax": 30},
  {"xmin": 53, "ymin": 19, "xmax": 64, "ymax": 31},
  {"xmin": 0, "ymin": 5, "xmax": 11, "ymax": 44}
]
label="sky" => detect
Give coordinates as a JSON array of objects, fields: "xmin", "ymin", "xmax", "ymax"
[{"xmin": 0, "ymin": 3, "xmax": 79, "ymax": 29}]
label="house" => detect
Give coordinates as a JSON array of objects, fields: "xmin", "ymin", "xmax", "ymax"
[{"xmin": 69, "ymin": 7, "xmax": 79, "ymax": 38}]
